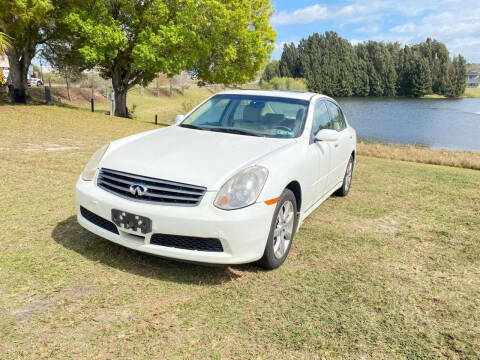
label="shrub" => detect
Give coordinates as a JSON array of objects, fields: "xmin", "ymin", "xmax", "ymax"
[{"xmin": 260, "ymin": 77, "xmax": 307, "ymax": 92}]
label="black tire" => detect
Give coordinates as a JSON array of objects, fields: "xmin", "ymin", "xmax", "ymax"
[
  {"xmin": 259, "ymin": 188, "xmax": 297, "ymax": 270},
  {"xmin": 335, "ymin": 155, "xmax": 354, "ymax": 197}
]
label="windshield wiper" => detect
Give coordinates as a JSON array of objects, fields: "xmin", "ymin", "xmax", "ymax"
[
  {"xmin": 180, "ymin": 124, "xmax": 207, "ymax": 130},
  {"xmin": 206, "ymin": 127, "xmax": 262, "ymax": 137}
]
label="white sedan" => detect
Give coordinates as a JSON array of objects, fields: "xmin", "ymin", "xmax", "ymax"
[{"xmin": 76, "ymin": 90, "xmax": 356, "ymax": 269}]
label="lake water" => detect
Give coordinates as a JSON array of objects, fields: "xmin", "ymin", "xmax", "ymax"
[{"xmin": 336, "ymin": 97, "xmax": 480, "ymax": 152}]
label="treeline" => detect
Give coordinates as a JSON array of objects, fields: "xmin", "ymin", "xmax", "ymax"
[{"xmin": 262, "ymin": 32, "xmax": 467, "ymax": 97}]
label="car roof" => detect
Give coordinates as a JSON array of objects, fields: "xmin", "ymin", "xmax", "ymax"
[{"xmin": 217, "ymin": 89, "xmax": 332, "ymax": 102}]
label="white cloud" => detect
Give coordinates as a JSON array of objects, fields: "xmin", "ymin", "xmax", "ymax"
[
  {"xmin": 271, "ymin": 4, "xmax": 328, "ymax": 26},
  {"xmin": 356, "ymin": 25, "xmax": 380, "ymax": 34},
  {"xmin": 391, "ymin": 23, "xmax": 416, "ymax": 33}
]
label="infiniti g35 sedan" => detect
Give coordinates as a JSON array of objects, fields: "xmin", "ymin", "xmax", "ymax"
[{"xmin": 76, "ymin": 90, "xmax": 356, "ymax": 269}]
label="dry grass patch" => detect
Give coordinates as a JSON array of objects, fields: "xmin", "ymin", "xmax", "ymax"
[{"xmin": 358, "ymin": 140, "xmax": 480, "ymax": 170}]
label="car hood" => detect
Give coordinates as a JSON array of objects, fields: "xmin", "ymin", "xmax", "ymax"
[{"xmin": 101, "ymin": 126, "xmax": 296, "ymax": 190}]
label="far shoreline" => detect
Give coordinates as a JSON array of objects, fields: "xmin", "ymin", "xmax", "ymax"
[{"xmin": 358, "ymin": 139, "xmax": 480, "ymax": 171}]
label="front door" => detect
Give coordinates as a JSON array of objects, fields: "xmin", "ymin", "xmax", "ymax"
[
  {"xmin": 325, "ymin": 101, "xmax": 351, "ymax": 189},
  {"xmin": 310, "ymin": 100, "xmax": 333, "ymax": 201}
]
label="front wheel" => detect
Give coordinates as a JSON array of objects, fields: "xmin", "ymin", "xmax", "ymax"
[
  {"xmin": 259, "ymin": 189, "xmax": 297, "ymax": 270},
  {"xmin": 335, "ymin": 155, "xmax": 354, "ymax": 197}
]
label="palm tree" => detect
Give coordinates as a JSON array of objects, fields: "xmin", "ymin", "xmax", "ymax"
[{"xmin": 0, "ymin": 32, "xmax": 12, "ymax": 55}]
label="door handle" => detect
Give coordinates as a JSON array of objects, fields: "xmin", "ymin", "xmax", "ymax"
[
  {"xmin": 349, "ymin": 136, "xmax": 353, "ymax": 139},
  {"xmin": 334, "ymin": 143, "xmax": 339, "ymax": 148}
]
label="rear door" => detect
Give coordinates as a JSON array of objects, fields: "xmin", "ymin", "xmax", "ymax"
[{"xmin": 325, "ymin": 101, "xmax": 352, "ymax": 189}]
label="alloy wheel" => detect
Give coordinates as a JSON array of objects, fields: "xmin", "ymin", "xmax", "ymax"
[{"xmin": 273, "ymin": 200, "xmax": 295, "ymax": 259}]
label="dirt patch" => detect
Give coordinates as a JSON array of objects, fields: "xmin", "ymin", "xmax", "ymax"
[
  {"xmin": 24, "ymin": 143, "xmax": 79, "ymax": 152},
  {"xmin": 10, "ymin": 284, "xmax": 97, "ymax": 322},
  {"xmin": 352, "ymin": 217, "xmax": 402, "ymax": 235}
]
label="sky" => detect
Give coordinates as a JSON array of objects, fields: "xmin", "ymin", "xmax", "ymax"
[{"xmin": 270, "ymin": 0, "xmax": 480, "ymax": 63}]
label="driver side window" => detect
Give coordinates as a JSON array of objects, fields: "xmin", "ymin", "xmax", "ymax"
[{"xmin": 312, "ymin": 100, "xmax": 331, "ymax": 135}]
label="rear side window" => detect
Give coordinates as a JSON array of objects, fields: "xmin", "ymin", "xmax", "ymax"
[
  {"xmin": 326, "ymin": 101, "xmax": 346, "ymax": 131},
  {"xmin": 312, "ymin": 100, "xmax": 331, "ymax": 135}
]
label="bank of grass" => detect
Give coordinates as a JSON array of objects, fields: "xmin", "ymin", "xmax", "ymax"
[
  {"xmin": 0, "ymin": 105, "xmax": 479, "ymax": 359},
  {"xmin": 422, "ymin": 87, "xmax": 480, "ymax": 99},
  {"xmin": 464, "ymin": 87, "xmax": 480, "ymax": 98},
  {"xmin": 358, "ymin": 140, "xmax": 480, "ymax": 171}
]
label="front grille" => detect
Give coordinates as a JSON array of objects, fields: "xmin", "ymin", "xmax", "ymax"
[
  {"xmin": 97, "ymin": 168, "xmax": 207, "ymax": 206},
  {"xmin": 80, "ymin": 206, "xmax": 119, "ymax": 234},
  {"xmin": 150, "ymin": 234, "xmax": 224, "ymax": 252}
]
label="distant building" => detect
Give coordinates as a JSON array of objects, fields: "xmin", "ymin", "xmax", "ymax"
[
  {"xmin": 466, "ymin": 70, "xmax": 480, "ymax": 88},
  {"xmin": 0, "ymin": 54, "xmax": 9, "ymax": 81}
]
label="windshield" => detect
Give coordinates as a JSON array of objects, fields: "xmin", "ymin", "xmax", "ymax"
[{"xmin": 181, "ymin": 94, "xmax": 309, "ymax": 138}]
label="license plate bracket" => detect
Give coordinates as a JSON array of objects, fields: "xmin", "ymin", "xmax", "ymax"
[{"xmin": 111, "ymin": 209, "xmax": 152, "ymax": 234}]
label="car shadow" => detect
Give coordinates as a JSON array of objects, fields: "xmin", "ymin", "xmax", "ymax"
[{"xmin": 52, "ymin": 216, "xmax": 263, "ymax": 285}]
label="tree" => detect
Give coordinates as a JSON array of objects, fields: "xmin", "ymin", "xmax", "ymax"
[
  {"xmin": 0, "ymin": 0, "xmax": 53, "ymax": 103},
  {"xmin": 444, "ymin": 55, "xmax": 467, "ymax": 97},
  {"xmin": 170, "ymin": 71, "xmax": 190, "ymax": 96},
  {"xmin": 298, "ymin": 32, "xmax": 356, "ymax": 96},
  {"xmin": 279, "ymin": 43, "xmax": 300, "ymax": 78},
  {"xmin": 261, "ymin": 60, "xmax": 280, "ymax": 82},
  {"xmin": 42, "ymin": 42, "xmax": 83, "ymax": 101},
  {"xmin": 59, "ymin": 0, "xmax": 275, "ymax": 117},
  {"xmin": 453, "ymin": 55, "xmax": 467, "ymax": 97},
  {"xmin": 411, "ymin": 57, "xmax": 432, "ymax": 97}
]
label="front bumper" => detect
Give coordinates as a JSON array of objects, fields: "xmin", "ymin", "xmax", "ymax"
[{"xmin": 75, "ymin": 177, "xmax": 275, "ymax": 264}]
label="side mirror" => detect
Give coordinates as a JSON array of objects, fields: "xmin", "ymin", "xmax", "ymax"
[
  {"xmin": 174, "ymin": 114, "xmax": 185, "ymax": 124},
  {"xmin": 315, "ymin": 129, "xmax": 340, "ymax": 142}
]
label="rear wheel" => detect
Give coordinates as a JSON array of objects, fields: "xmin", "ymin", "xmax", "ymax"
[
  {"xmin": 335, "ymin": 155, "xmax": 354, "ymax": 197},
  {"xmin": 259, "ymin": 189, "xmax": 297, "ymax": 270}
]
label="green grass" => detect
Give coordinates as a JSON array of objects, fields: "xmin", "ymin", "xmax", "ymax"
[{"xmin": 0, "ymin": 105, "xmax": 479, "ymax": 359}]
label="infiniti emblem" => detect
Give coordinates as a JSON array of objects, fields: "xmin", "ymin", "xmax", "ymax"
[{"xmin": 129, "ymin": 184, "xmax": 148, "ymax": 196}]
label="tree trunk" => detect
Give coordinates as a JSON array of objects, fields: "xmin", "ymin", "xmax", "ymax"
[
  {"xmin": 169, "ymin": 78, "xmax": 173, "ymax": 97},
  {"xmin": 114, "ymin": 89, "xmax": 128, "ymax": 117},
  {"xmin": 65, "ymin": 76, "xmax": 71, "ymax": 101},
  {"xmin": 6, "ymin": 48, "xmax": 30, "ymax": 104},
  {"xmin": 111, "ymin": 68, "xmax": 129, "ymax": 117}
]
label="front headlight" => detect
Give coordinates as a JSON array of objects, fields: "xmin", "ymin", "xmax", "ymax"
[
  {"xmin": 81, "ymin": 144, "xmax": 109, "ymax": 181},
  {"xmin": 214, "ymin": 166, "xmax": 268, "ymax": 210}
]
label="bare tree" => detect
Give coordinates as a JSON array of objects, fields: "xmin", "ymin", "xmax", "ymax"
[{"xmin": 170, "ymin": 71, "xmax": 190, "ymax": 96}]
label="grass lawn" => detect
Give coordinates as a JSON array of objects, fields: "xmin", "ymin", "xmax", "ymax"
[{"xmin": 1, "ymin": 104, "xmax": 480, "ymax": 359}]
